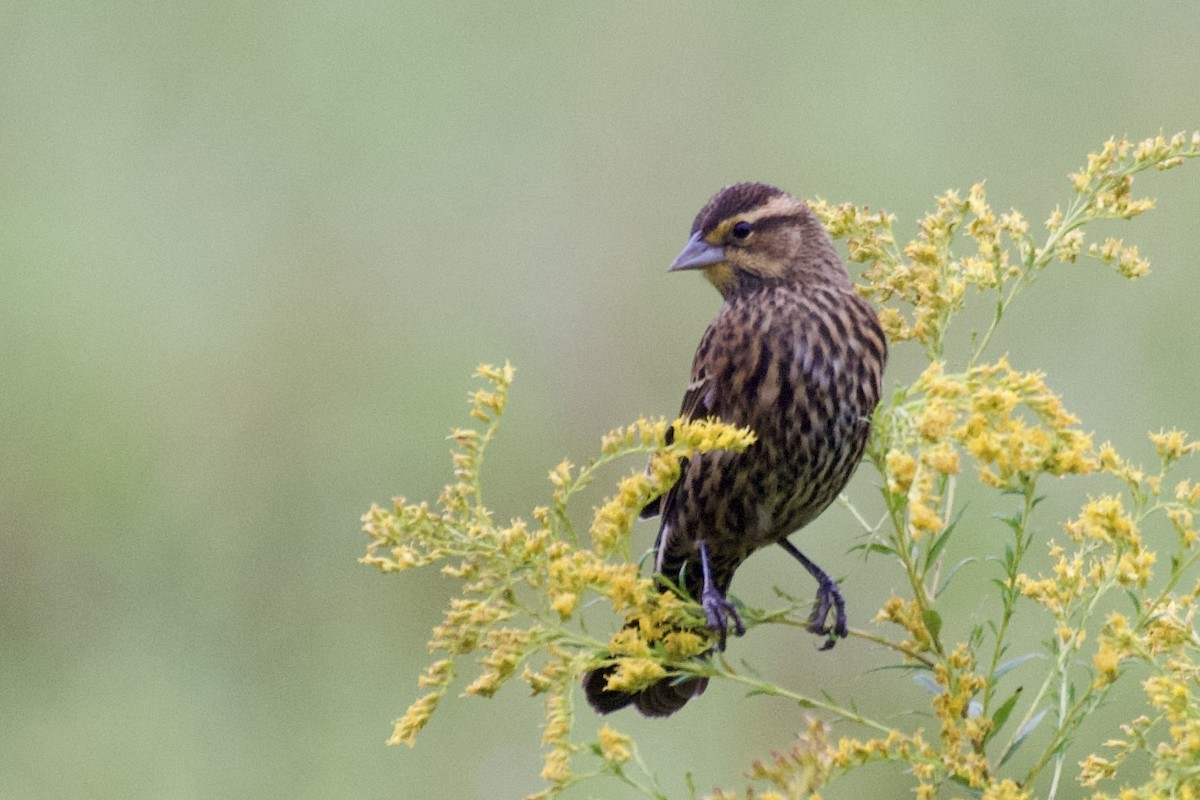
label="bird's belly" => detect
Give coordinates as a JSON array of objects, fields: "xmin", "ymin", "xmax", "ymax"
[{"xmin": 735, "ymin": 409, "xmax": 866, "ymax": 551}]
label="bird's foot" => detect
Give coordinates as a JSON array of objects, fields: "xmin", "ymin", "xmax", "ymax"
[
  {"xmin": 778, "ymin": 539, "xmax": 847, "ymax": 650},
  {"xmin": 697, "ymin": 540, "xmax": 745, "ymax": 651},
  {"xmin": 806, "ymin": 574, "xmax": 847, "ymax": 651},
  {"xmin": 701, "ymin": 582, "xmax": 745, "ymax": 651}
]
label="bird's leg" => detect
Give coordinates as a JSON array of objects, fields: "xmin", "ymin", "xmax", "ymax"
[
  {"xmin": 778, "ymin": 538, "xmax": 846, "ymax": 650},
  {"xmin": 697, "ymin": 540, "xmax": 745, "ymax": 650}
]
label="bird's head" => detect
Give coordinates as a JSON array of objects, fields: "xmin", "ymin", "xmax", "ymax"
[{"xmin": 669, "ymin": 182, "xmax": 849, "ymax": 297}]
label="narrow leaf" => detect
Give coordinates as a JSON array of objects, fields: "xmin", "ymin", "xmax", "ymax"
[
  {"xmin": 937, "ymin": 556, "xmax": 978, "ymax": 595},
  {"xmin": 996, "ymin": 514, "xmax": 1022, "ymax": 533},
  {"xmin": 995, "ymin": 653, "xmax": 1041, "ymax": 680},
  {"xmin": 988, "ymin": 687, "xmax": 1023, "ymax": 741},
  {"xmin": 1125, "ymin": 589, "xmax": 1142, "ymax": 616},
  {"xmin": 922, "ymin": 609, "xmax": 943, "ymax": 640},
  {"xmin": 913, "ymin": 672, "xmax": 941, "ymax": 696},
  {"xmin": 999, "ymin": 708, "xmax": 1047, "ymax": 767},
  {"xmin": 868, "ymin": 663, "xmax": 934, "ymax": 675},
  {"xmin": 925, "ymin": 504, "xmax": 968, "ymax": 570}
]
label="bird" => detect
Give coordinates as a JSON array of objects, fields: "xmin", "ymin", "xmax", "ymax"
[{"xmin": 583, "ymin": 182, "xmax": 888, "ymax": 717}]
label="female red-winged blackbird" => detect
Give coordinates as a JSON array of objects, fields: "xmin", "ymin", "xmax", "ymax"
[{"xmin": 584, "ymin": 183, "xmax": 888, "ymax": 717}]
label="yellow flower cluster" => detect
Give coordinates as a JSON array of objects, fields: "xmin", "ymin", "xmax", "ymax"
[
  {"xmin": 838, "ymin": 136, "xmax": 1200, "ymax": 800},
  {"xmin": 371, "ymin": 134, "xmax": 1200, "ymax": 800},
  {"xmin": 808, "ymin": 197, "xmax": 898, "ymax": 264},
  {"xmin": 599, "ymin": 417, "xmax": 671, "ymax": 454},
  {"xmin": 363, "ymin": 364, "xmax": 762, "ymax": 799},
  {"xmin": 538, "ymin": 691, "xmax": 573, "ymax": 789},
  {"xmin": 816, "ymin": 182, "xmax": 1030, "ymax": 354},
  {"xmin": 875, "ymin": 595, "xmax": 935, "ymax": 654},
  {"xmin": 469, "ymin": 361, "xmax": 515, "ymax": 416},
  {"xmin": 591, "ymin": 589, "xmax": 710, "ymax": 696},
  {"xmin": 570, "ymin": 417, "xmax": 755, "ymax": 557},
  {"xmin": 712, "ymin": 717, "xmax": 917, "ymax": 800},
  {"xmin": 814, "ymin": 132, "xmax": 1198, "ymax": 366},
  {"xmin": 1015, "ymin": 543, "xmax": 1085, "ymax": 618},
  {"xmin": 596, "ymin": 724, "xmax": 633, "ymax": 765},
  {"xmin": 544, "ymin": 542, "xmax": 650, "ymax": 619},
  {"xmin": 1090, "ymin": 617, "xmax": 1126, "ymax": 688},
  {"xmin": 939, "ymin": 359, "xmax": 1095, "ymax": 486},
  {"xmin": 465, "ymin": 627, "xmax": 540, "ymax": 697},
  {"xmin": 719, "ymin": 714, "xmax": 1015, "ymax": 800},
  {"xmin": 1084, "ymin": 655, "xmax": 1200, "ymax": 800},
  {"xmin": 878, "ymin": 358, "xmax": 1096, "ymax": 554},
  {"xmin": 999, "ymin": 427, "xmax": 1200, "ymax": 797},
  {"xmin": 1065, "ymin": 495, "xmax": 1155, "ymax": 586},
  {"xmin": 930, "ymin": 647, "xmax": 991, "ymax": 769},
  {"xmin": 1088, "ymin": 237, "xmax": 1150, "ymax": 279},
  {"xmin": 388, "ymin": 690, "xmax": 442, "ymax": 747},
  {"xmin": 589, "ymin": 456, "xmax": 679, "ymax": 555},
  {"xmin": 1069, "ymin": 133, "xmax": 1197, "ymax": 219},
  {"xmin": 1153, "ymin": 428, "xmax": 1200, "ymax": 467},
  {"xmin": 360, "ymin": 498, "xmax": 440, "ymax": 572}
]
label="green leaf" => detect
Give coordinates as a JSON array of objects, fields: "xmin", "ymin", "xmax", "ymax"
[
  {"xmin": 924, "ymin": 527, "xmax": 952, "ymax": 569},
  {"xmin": 1002, "ymin": 542, "xmax": 1016, "ymax": 569},
  {"xmin": 937, "ymin": 556, "xmax": 978, "ymax": 596},
  {"xmin": 968, "ymin": 624, "xmax": 984, "ymax": 649},
  {"xmin": 771, "ymin": 586, "xmax": 803, "ymax": 602},
  {"xmin": 923, "ymin": 608, "xmax": 943, "ymax": 640},
  {"xmin": 999, "ymin": 709, "xmax": 1047, "ymax": 767},
  {"xmin": 913, "ymin": 672, "xmax": 941, "ymax": 695},
  {"xmin": 849, "ymin": 541, "xmax": 897, "ymax": 557},
  {"xmin": 868, "ymin": 662, "xmax": 933, "ymax": 675},
  {"xmin": 1125, "ymin": 589, "xmax": 1142, "ymax": 616},
  {"xmin": 924, "ymin": 504, "xmax": 969, "ymax": 570},
  {"xmin": 988, "ymin": 687, "xmax": 1023, "ymax": 741},
  {"xmin": 996, "ymin": 513, "xmax": 1023, "ymax": 533},
  {"xmin": 994, "ymin": 652, "xmax": 1041, "ymax": 680},
  {"xmin": 735, "ymin": 658, "xmax": 766, "ymax": 680}
]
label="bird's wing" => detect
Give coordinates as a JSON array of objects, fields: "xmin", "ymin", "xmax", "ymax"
[
  {"xmin": 641, "ymin": 323, "xmax": 719, "ymax": 540},
  {"xmin": 677, "ymin": 363, "xmax": 714, "ymax": 424}
]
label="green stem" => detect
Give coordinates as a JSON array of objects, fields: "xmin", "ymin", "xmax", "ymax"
[
  {"xmin": 969, "ymin": 269, "xmax": 1028, "ymax": 367},
  {"xmin": 981, "ymin": 480, "xmax": 1037, "ymax": 719},
  {"xmin": 837, "ymin": 493, "xmax": 882, "ymax": 536},
  {"xmin": 848, "ymin": 628, "xmax": 938, "ymax": 669},
  {"xmin": 715, "ymin": 669, "xmax": 896, "ymax": 738},
  {"xmin": 1017, "ymin": 570, "xmax": 1114, "ymax": 785},
  {"xmin": 609, "ymin": 761, "xmax": 669, "ymax": 800}
]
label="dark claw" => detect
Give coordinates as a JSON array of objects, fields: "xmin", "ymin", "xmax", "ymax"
[
  {"xmin": 701, "ymin": 582, "xmax": 745, "ymax": 650},
  {"xmin": 779, "ymin": 538, "xmax": 847, "ymax": 650},
  {"xmin": 698, "ymin": 540, "xmax": 745, "ymax": 650},
  {"xmin": 806, "ymin": 574, "xmax": 847, "ymax": 650}
]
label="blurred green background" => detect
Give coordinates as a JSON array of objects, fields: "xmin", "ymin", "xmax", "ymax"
[{"xmin": 3, "ymin": 3, "xmax": 1198, "ymax": 798}]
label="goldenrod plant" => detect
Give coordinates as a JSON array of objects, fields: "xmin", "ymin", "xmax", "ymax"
[{"xmin": 363, "ymin": 132, "xmax": 1200, "ymax": 799}]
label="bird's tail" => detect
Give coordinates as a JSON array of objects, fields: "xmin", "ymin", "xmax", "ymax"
[{"xmin": 581, "ymin": 661, "xmax": 708, "ymax": 717}]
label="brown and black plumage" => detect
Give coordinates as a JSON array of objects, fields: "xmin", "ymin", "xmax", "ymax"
[{"xmin": 584, "ymin": 183, "xmax": 888, "ymax": 717}]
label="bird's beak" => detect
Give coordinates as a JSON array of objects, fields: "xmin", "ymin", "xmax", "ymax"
[{"xmin": 669, "ymin": 231, "xmax": 726, "ymax": 271}]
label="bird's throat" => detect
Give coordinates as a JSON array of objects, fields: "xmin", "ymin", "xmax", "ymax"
[{"xmin": 702, "ymin": 263, "xmax": 737, "ymax": 297}]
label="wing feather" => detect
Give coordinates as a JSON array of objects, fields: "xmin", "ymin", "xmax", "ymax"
[{"xmin": 644, "ymin": 324, "xmax": 720, "ymax": 562}]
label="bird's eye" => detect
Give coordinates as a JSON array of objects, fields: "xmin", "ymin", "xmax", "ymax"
[{"xmin": 731, "ymin": 221, "xmax": 753, "ymax": 240}]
